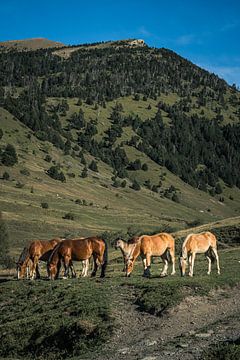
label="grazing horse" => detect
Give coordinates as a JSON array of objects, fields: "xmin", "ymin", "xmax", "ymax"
[
  {"xmin": 16, "ymin": 247, "xmax": 32, "ymax": 280},
  {"xmin": 179, "ymin": 231, "xmax": 220, "ymax": 277},
  {"xmin": 115, "ymin": 239, "xmax": 136, "ymax": 272},
  {"xmin": 47, "ymin": 237, "xmax": 108, "ymax": 280},
  {"xmin": 125, "ymin": 233, "xmax": 175, "ymax": 277}
]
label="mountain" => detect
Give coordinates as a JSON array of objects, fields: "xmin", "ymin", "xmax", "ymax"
[
  {"xmin": 0, "ymin": 37, "xmax": 65, "ymax": 51},
  {"xmin": 0, "ymin": 38, "xmax": 240, "ymax": 246}
]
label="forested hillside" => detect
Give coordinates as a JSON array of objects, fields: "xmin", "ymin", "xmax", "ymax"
[{"xmin": 0, "ymin": 39, "xmax": 240, "ymax": 243}]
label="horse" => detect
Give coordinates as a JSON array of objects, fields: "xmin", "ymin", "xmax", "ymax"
[
  {"xmin": 47, "ymin": 236, "xmax": 108, "ymax": 280},
  {"xmin": 179, "ymin": 231, "xmax": 220, "ymax": 277},
  {"xmin": 115, "ymin": 239, "xmax": 136, "ymax": 272},
  {"xmin": 16, "ymin": 238, "xmax": 76, "ymax": 280},
  {"xmin": 125, "ymin": 233, "xmax": 175, "ymax": 277},
  {"xmin": 16, "ymin": 247, "xmax": 32, "ymax": 280}
]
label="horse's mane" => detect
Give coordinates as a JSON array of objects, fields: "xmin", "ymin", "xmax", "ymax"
[
  {"xmin": 17, "ymin": 247, "xmax": 29, "ymax": 265},
  {"xmin": 127, "ymin": 236, "xmax": 140, "ymax": 244}
]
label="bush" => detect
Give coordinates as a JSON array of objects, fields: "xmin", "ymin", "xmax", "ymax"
[
  {"xmin": 172, "ymin": 193, "xmax": 180, "ymax": 203},
  {"xmin": 47, "ymin": 166, "xmax": 66, "ymax": 182},
  {"xmin": 142, "ymin": 163, "xmax": 148, "ymax": 171},
  {"xmin": 41, "ymin": 202, "xmax": 49, "ymax": 209},
  {"xmin": 63, "ymin": 212, "xmax": 75, "ymax": 220},
  {"xmin": 15, "ymin": 181, "xmax": 25, "ymax": 188},
  {"xmin": 131, "ymin": 179, "xmax": 141, "ymax": 191},
  {"xmin": 81, "ymin": 167, "xmax": 88, "ymax": 178},
  {"xmin": 2, "ymin": 172, "xmax": 10, "ymax": 180},
  {"xmin": 1, "ymin": 144, "xmax": 18, "ymax": 166},
  {"xmin": 20, "ymin": 168, "xmax": 30, "ymax": 176},
  {"xmin": 44, "ymin": 154, "xmax": 52, "ymax": 162},
  {"xmin": 121, "ymin": 180, "xmax": 127, "ymax": 188},
  {"xmin": 89, "ymin": 160, "xmax": 98, "ymax": 172}
]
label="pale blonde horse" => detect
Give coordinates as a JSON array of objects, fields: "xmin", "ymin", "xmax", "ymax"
[{"xmin": 179, "ymin": 231, "xmax": 220, "ymax": 277}]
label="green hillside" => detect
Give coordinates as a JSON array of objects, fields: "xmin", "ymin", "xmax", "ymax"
[{"xmin": 0, "ymin": 39, "xmax": 240, "ymax": 250}]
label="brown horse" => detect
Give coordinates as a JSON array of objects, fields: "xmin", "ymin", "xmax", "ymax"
[
  {"xmin": 47, "ymin": 237, "xmax": 108, "ymax": 280},
  {"xmin": 179, "ymin": 231, "xmax": 220, "ymax": 277},
  {"xmin": 126, "ymin": 233, "xmax": 175, "ymax": 277},
  {"xmin": 16, "ymin": 247, "xmax": 32, "ymax": 280}
]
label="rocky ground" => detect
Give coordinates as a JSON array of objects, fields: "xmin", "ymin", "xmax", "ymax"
[{"xmin": 96, "ymin": 284, "xmax": 240, "ymax": 360}]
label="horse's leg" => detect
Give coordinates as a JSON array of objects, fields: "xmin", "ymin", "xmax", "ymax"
[
  {"xmin": 91, "ymin": 254, "xmax": 98, "ymax": 277},
  {"xmin": 84, "ymin": 259, "xmax": 89, "ymax": 277},
  {"xmin": 189, "ymin": 253, "xmax": 195, "ymax": 277},
  {"xmin": 160, "ymin": 256, "xmax": 168, "ymax": 277},
  {"xmin": 143, "ymin": 253, "xmax": 151, "ymax": 277},
  {"xmin": 69, "ymin": 260, "xmax": 77, "ymax": 278},
  {"xmin": 205, "ymin": 253, "xmax": 211, "ymax": 275},
  {"xmin": 35, "ymin": 263, "xmax": 41, "ymax": 279},
  {"xmin": 169, "ymin": 248, "xmax": 176, "ymax": 275},
  {"xmin": 30, "ymin": 256, "xmax": 39, "ymax": 280},
  {"xmin": 63, "ymin": 255, "xmax": 71, "ymax": 279},
  {"xmin": 122, "ymin": 257, "xmax": 126, "ymax": 272},
  {"xmin": 212, "ymin": 248, "xmax": 221, "ymax": 275}
]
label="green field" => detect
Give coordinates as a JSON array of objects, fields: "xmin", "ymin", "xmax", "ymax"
[{"xmin": 0, "ymin": 246, "xmax": 240, "ymax": 359}]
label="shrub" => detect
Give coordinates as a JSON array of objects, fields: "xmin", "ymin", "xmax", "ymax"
[
  {"xmin": 142, "ymin": 163, "xmax": 148, "ymax": 171},
  {"xmin": 2, "ymin": 172, "xmax": 10, "ymax": 180},
  {"xmin": 1, "ymin": 144, "xmax": 18, "ymax": 166},
  {"xmin": 131, "ymin": 179, "xmax": 141, "ymax": 191},
  {"xmin": 63, "ymin": 212, "xmax": 75, "ymax": 220},
  {"xmin": 15, "ymin": 181, "xmax": 25, "ymax": 188},
  {"xmin": 89, "ymin": 160, "xmax": 98, "ymax": 172},
  {"xmin": 121, "ymin": 180, "xmax": 127, "ymax": 188},
  {"xmin": 20, "ymin": 168, "xmax": 30, "ymax": 176},
  {"xmin": 41, "ymin": 202, "xmax": 49, "ymax": 209},
  {"xmin": 44, "ymin": 154, "xmax": 52, "ymax": 162},
  {"xmin": 81, "ymin": 167, "xmax": 88, "ymax": 178},
  {"xmin": 172, "ymin": 193, "xmax": 180, "ymax": 203},
  {"xmin": 47, "ymin": 166, "xmax": 66, "ymax": 182}
]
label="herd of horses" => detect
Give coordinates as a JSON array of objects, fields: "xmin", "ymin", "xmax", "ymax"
[{"xmin": 16, "ymin": 231, "xmax": 221, "ymax": 280}]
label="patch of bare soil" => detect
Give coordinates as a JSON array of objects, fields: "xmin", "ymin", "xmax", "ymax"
[{"xmin": 96, "ymin": 285, "xmax": 240, "ymax": 360}]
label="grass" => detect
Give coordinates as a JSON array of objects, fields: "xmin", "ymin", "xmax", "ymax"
[{"xmin": 0, "ymin": 247, "xmax": 240, "ymax": 359}]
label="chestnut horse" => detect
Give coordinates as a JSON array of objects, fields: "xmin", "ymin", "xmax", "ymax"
[
  {"xmin": 126, "ymin": 233, "xmax": 175, "ymax": 277},
  {"xmin": 47, "ymin": 237, "xmax": 108, "ymax": 280},
  {"xmin": 179, "ymin": 231, "xmax": 220, "ymax": 277},
  {"xmin": 16, "ymin": 247, "xmax": 32, "ymax": 280}
]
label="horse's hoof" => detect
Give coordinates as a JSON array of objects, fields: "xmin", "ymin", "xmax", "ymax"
[
  {"xmin": 160, "ymin": 273, "xmax": 167, "ymax": 278},
  {"xmin": 62, "ymin": 276, "xmax": 67, "ymax": 280}
]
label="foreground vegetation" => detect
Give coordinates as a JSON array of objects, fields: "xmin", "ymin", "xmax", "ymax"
[{"xmin": 0, "ymin": 247, "xmax": 240, "ymax": 359}]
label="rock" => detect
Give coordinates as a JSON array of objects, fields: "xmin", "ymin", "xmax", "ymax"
[
  {"xmin": 141, "ymin": 357, "xmax": 157, "ymax": 360},
  {"xmin": 189, "ymin": 330, "xmax": 196, "ymax": 336},
  {"xmin": 177, "ymin": 343, "xmax": 189, "ymax": 348},
  {"xmin": 118, "ymin": 347, "xmax": 130, "ymax": 354},
  {"xmin": 195, "ymin": 333, "xmax": 212, "ymax": 338},
  {"xmin": 144, "ymin": 339, "xmax": 158, "ymax": 346}
]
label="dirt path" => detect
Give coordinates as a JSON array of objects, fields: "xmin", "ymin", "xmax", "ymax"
[{"xmin": 96, "ymin": 285, "xmax": 240, "ymax": 360}]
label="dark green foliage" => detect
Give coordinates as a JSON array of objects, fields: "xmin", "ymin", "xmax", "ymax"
[
  {"xmin": 2, "ymin": 171, "xmax": 10, "ymax": 180},
  {"xmin": 142, "ymin": 163, "xmax": 148, "ymax": 171},
  {"xmin": 131, "ymin": 179, "xmax": 141, "ymax": 191},
  {"xmin": 215, "ymin": 183, "xmax": 223, "ymax": 194},
  {"xmin": 44, "ymin": 154, "xmax": 52, "ymax": 162},
  {"xmin": 0, "ymin": 128, "xmax": 3, "ymax": 139},
  {"xmin": 1, "ymin": 144, "xmax": 18, "ymax": 166},
  {"xmin": 47, "ymin": 165, "xmax": 66, "ymax": 182},
  {"xmin": 121, "ymin": 180, "xmax": 127, "ymax": 188},
  {"xmin": 172, "ymin": 193, "xmax": 180, "ymax": 203},
  {"xmin": 41, "ymin": 202, "xmax": 49, "ymax": 209},
  {"xmin": 128, "ymin": 159, "xmax": 142, "ymax": 171},
  {"xmin": 20, "ymin": 168, "xmax": 30, "ymax": 176},
  {"xmin": 63, "ymin": 212, "xmax": 75, "ymax": 220},
  {"xmin": 81, "ymin": 166, "xmax": 88, "ymax": 178},
  {"xmin": 89, "ymin": 160, "xmax": 98, "ymax": 172}
]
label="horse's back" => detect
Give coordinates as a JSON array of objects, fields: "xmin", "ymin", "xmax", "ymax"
[
  {"xmin": 185, "ymin": 232, "xmax": 216, "ymax": 253},
  {"xmin": 141, "ymin": 232, "xmax": 174, "ymax": 254}
]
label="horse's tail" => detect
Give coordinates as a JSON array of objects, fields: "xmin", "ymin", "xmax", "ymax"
[
  {"xmin": 165, "ymin": 249, "xmax": 172, "ymax": 263},
  {"xmin": 100, "ymin": 238, "xmax": 108, "ymax": 277}
]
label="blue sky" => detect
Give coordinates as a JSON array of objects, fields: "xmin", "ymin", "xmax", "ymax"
[{"xmin": 0, "ymin": 0, "xmax": 239, "ymax": 86}]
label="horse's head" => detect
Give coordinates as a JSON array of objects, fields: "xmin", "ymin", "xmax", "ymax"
[
  {"xmin": 115, "ymin": 238, "xmax": 123, "ymax": 250},
  {"xmin": 47, "ymin": 261, "xmax": 57, "ymax": 280},
  {"xmin": 179, "ymin": 255, "xmax": 187, "ymax": 276},
  {"xmin": 16, "ymin": 262, "xmax": 25, "ymax": 280}
]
